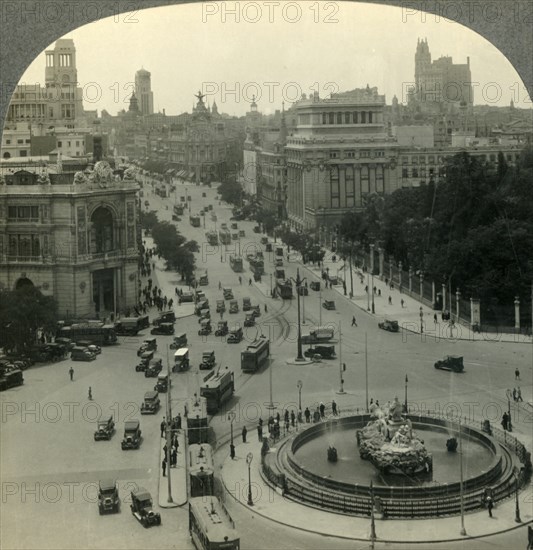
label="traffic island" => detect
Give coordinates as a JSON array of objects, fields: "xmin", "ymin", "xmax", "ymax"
[
  {"xmin": 285, "ymin": 357, "xmax": 314, "ymax": 366},
  {"xmin": 158, "ymin": 429, "xmax": 187, "ymax": 508}
]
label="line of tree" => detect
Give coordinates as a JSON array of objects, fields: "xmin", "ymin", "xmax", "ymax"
[
  {"xmin": 278, "ymin": 227, "xmax": 325, "ymax": 266},
  {"xmin": 338, "ymin": 147, "xmax": 533, "ymax": 306}
]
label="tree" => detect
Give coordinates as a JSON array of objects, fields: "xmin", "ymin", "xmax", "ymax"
[
  {"xmin": 140, "ymin": 211, "xmax": 159, "ymax": 232},
  {"xmin": 0, "ymin": 286, "xmax": 58, "ymax": 352},
  {"xmin": 218, "ymin": 179, "xmax": 242, "ymax": 205},
  {"xmin": 255, "ymin": 208, "xmax": 277, "ymax": 233}
]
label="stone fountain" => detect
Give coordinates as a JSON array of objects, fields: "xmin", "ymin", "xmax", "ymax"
[{"xmin": 356, "ymin": 396, "xmax": 433, "ymax": 475}]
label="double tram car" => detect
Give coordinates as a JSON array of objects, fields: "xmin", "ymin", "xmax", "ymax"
[
  {"xmin": 229, "ymin": 255, "xmax": 243, "ymax": 273},
  {"xmin": 188, "ymin": 444, "xmax": 214, "ymax": 497},
  {"xmin": 275, "ymin": 279, "xmax": 293, "ymax": 299},
  {"xmin": 189, "ymin": 497, "xmax": 239, "ymax": 550},
  {"xmin": 200, "ymin": 368, "xmax": 234, "ymax": 414},
  {"xmin": 240, "ymin": 336, "xmax": 270, "ymax": 373},
  {"xmin": 186, "ymin": 396, "xmax": 208, "ymax": 445}
]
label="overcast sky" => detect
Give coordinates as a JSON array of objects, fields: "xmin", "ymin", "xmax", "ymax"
[{"xmin": 17, "ymin": 2, "xmax": 532, "ymax": 117}]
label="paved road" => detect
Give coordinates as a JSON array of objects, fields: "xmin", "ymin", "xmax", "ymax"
[{"xmin": 1, "ymin": 176, "xmax": 531, "ymax": 549}]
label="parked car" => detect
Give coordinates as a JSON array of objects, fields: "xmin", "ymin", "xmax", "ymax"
[
  {"xmin": 250, "ymin": 305, "xmax": 261, "ymax": 318},
  {"xmin": 378, "ymin": 319, "xmax": 400, "ymax": 332},
  {"xmin": 71, "ymin": 346, "xmax": 96, "ymax": 361},
  {"xmin": 195, "ymin": 300, "xmax": 209, "ymax": 315},
  {"xmin": 77, "ymin": 341, "xmax": 102, "ymax": 355},
  {"xmin": 242, "ymin": 297, "xmax": 251, "ymax": 311},
  {"xmin": 173, "ymin": 348, "xmax": 190, "ymax": 372},
  {"xmin": 135, "ymin": 351, "xmax": 154, "ymax": 372},
  {"xmin": 434, "ymin": 355, "xmax": 464, "ymax": 373},
  {"xmin": 229, "ymin": 300, "xmax": 239, "ymax": 314},
  {"xmin": 98, "ymin": 480, "xmax": 120, "ymax": 514},
  {"xmin": 227, "ymin": 327, "xmax": 243, "ymax": 343},
  {"xmin": 310, "ymin": 281, "xmax": 321, "ymax": 291},
  {"xmin": 140, "ymin": 391, "xmax": 161, "ymax": 414},
  {"xmin": 151, "ymin": 323, "xmax": 174, "ymax": 335},
  {"xmin": 144, "ymin": 359, "xmax": 163, "ymax": 378},
  {"xmin": 322, "ymin": 300, "xmax": 336, "ymax": 310},
  {"xmin": 94, "ymin": 415, "xmax": 115, "ymax": 441},
  {"xmin": 121, "ymin": 419, "xmax": 142, "ymax": 450},
  {"xmin": 153, "ymin": 311, "xmax": 176, "ymax": 325},
  {"xmin": 298, "ymin": 286, "xmax": 309, "ymax": 296},
  {"xmin": 223, "ymin": 288, "xmax": 234, "ymax": 300},
  {"xmin": 137, "ymin": 338, "xmax": 157, "ymax": 356},
  {"xmin": 244, "ymin": 312, "xmax": 255, "ymax": 327},
  {"xmin": 239, "ymin": 230, "xmax": 246, "ymax": 237},
  {"xmin": 260, "ymin": 237, "xmax": 268, "ymax": 245},
  {"xmin": 200, "ymin": 350, "xmax": 216, "ymax": 370},
  {"xmin": 275, "ymin": 258, "xmax": 284, "ymax": 267},
  {"xmin": 130, "ymin": 488, "xmax": 161, "ymax": 527},
  {"xmin": 198, "ymin": 319, "xmax": 212, "ymax": 336},
  {"xmin": 169, "ymin": 333, "xmax": 187, "ymax": 349},
  {"xmin": 198, "ymin": 308, "xmax": 211, "ymax": 322},
  {"xmin": 154, "ymin": 374, "xmax": 170, "ymax": 393},
  {"xmin": 231, "ymin": 222, "xmax": 238, "ymax": 230},
  {"xmin": 215, "ymin": 320, "xmax": 228, "ymax": 337},
  {"xmin": 0, "ymin": 367, "xmax": 23, "ymax": 391},
  {"xmin": 265, "ymin": 243, "xmax": 272, "ymax": 252},
  {"xmin": 179, "ymin": 291, "xmax": 194, "ymax": 304},
  {"xmin": 216, "ymin": 300, "xmax": 226, "ymax": 313},
  {"xmin": 304, "ymin": 345, "xmax": 337, "ymax": 359}
]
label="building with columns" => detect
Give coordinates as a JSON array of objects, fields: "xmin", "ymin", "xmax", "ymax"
[
  {"xmin": 285, "ymin": 87, "xmax": 401, "ymax": 232},
  {"xmin": 0, "ymin": 163, "xmax": 140, "ymax": 318}
]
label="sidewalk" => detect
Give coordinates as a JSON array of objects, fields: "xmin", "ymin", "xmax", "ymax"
[
  {"xmin": 158, "ymin": 428, "xmax": 188, "ymax": 508},
  {"xmin": 299, "ymin": 252, "xmax": 533, "ymax": 345},
  {"xmin": 220, "ymin": 438, "xmax": 532, "ymax": 544}
]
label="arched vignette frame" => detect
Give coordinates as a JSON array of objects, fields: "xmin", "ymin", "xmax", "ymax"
[{"xmin": 0, "ymin": 0, "xmax": 531, "ymax": 131}]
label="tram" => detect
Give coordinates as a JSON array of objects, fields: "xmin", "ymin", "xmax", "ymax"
[
  {"xmin": 241, "ymin": 336, "xmax": 270, "ymax": 373},
  {"xmin": 186, "ymin": 395, "xmax": 208, "ymax": 445},
  {"xmin": 275, "ymin": 278, "xmax": 293, "ymax": 299},
  {"xmin": 188, "ymin": 444, "xmax": 215, "ymax": 497},
  {"xmin": 200, "ymin": 368, "xmax": 235, "ymax": 414},
  {"xmin": 229, "ymin": 255, "xmax": 243, "ymax": 272},
  {"xmin": 189, "ymin": 496, "xmax": 239, "ymax": 550}
]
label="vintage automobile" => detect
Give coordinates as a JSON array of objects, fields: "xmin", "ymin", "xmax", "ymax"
[
  {"xmin": 215, "ymin": 320, "xmax": 228, "ymax": 337},
  {"xmin": 260, "ymin": 237, "xmax": 268, "ymax": 245},
  {"xmin": 77, "ymin": 340, "xmax": 102, "ymax": 355},
  {"xmin": 172, "ymin": 348, "xmax": 190, "ymax": 372},
  {"xmin": 275, "ymin": 247, "xmax": 283, "ymax": 257},
  {"xmin": 169, "ymin": 333, "xmax": 187, "ymax": 350},
  {"xmin": 265, "ymin": 243, "xmax": 272, "ymax": 252},
  {"xmin": 130, "ymin": 488, "xmax": 161, "ymax": 527},
  {"xmin": 198, "ymin": 319, "xmax": 212, "ymax": 336},
  {"xmin": 94, "ymin": 415, "xmax": 115, "ymax": 441},
  {"xmin": 304, "ymin": 345, "xmax": 337, "ymax": 360},
  {"xmin": 154, "ymin": 373, "xmax": 170, "ymax": 393},
  {"xmin": 310, "ymin": 281, "xmax": 321, "ymax": 291},
  {"xmin": 141, "ymin": 391, "xmax": 161, "ymax": 414},
  {"xmin": 153, "ymin": 311, "xmax": 176, "ymax": 325},
  {"xmin": 98, "ymin": 479, "xmax": 120, "ymax": 514},
  {"xmin": 298, "ymin": 286, "xmax": 309, "ymax": 296},
  {"xmin": 194, "ymin": 290, "xmax": 206, "ymax": 303},
  {"xmin": 223, "ymin": 288, "xmax": 234, "ymax": 300},
  {"xmin": 216, "ymin": 300, "xmax": 226, "ymax": 313},
  {"xmin": 328, "ymin": 275, "xmax": 339, "ymax": 285},
  {"xmin": 121, "ymin": 419, "xmax": 142, "ymax": 450},
  {"xmin": 242, "ymin": 297, "xmax": 251, "ymax": 311},
  {"xmin": 227, "ymin": 327, "xmax": 243, "ymax": 344},
  {"xmin": 137, "ymin": 338, "xmax": 157, "ymax": 356},
  {"xmin": 322, "ymin": 300, "xmax": 336, "ymax": 310},
  {"xmin": 244, "ymin": 312, "xmax": 255, "ymax": 327},
  {"xmin": 71, "ymin": 346, "xmax": 96, "ymax": 361},
  {"xmin": 179, "ymin": 291, "xmax": 194, "ymax": 304},
  {"xmin": 229, "ymin": 300, "xmax": 239, "ymax": 314},
  {"xmin": 198, "ymin": 308, "xmax": 211, "ymax": 322},
  {"xmin": 253, "ymin": 225, "xmax": 261, "ymax": 233},
  {"xmin": 434, "ymin": 355, "xmax": 465, "ymax": 373},
  {"xmin": 41, "ymin": 343, "xmax": 69, "ymax": 361},
  {"xmin": 275, "ymin": 258, "xmax": 284, "ymax": 267},
  {"xmin": 195, "ymin": 300, "xmax": 209, "ymax": 315},
  {"xmin": 135, "ymin": 350, "xmax": 154, "ymax": 372},
  {"xmin": 231, "ymin": 233, "xmax": 239, "ymax": 240},
  {"xmin": 0, "ymin": 367, "xmax": 24, "ymax": 391},
  {"xmin": 54, "ymin": 337, "xmax": 76, "ymax": 351},
  {"xmin": 378, "ymin": 319, "xmax": 400, "ymax": 332},
  {"xmin": 150, "ymin": 323, "xmax": 174, "ymax": 336},
  {"xmin": 239, "ymin": 230, "xmax": 246, "ymax": 237},
  {"xmin": 231, "ymin": 222, "xmax": 238, "ymax": 230},
  {"xmin": 250, "ymin": 305, "xmax": 261, "ymax": 318},
  {"xmin": 200, "ymin": 350, "xmax": 216, "ymax": 370},
  {"xmin": 144, "ymin": 359, "xmax": 163, "ymax": 378},
  {"xmin": 208, "ymin": 204, "xmax": 213, "ymax": 211}
]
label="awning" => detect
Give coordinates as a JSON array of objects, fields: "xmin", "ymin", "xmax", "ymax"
[
  {"xmin": 189, "ymin": 172, "xmax": 195, "ymax": 179},
  {"xmin": 177, "ymin": 170, "xmax": 186, "ymax": 177}
]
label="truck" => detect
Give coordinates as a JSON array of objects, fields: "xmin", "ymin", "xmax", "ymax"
[
  {"xmin": 190, "ymin": 215, "xmax": 201, "ymax": 227},
  {"xmin": 219, "ymin": 228, "xmax": 232, "ymax": 245},
  {"xmin": 301, "ymin": 326, "xmax": 335, "ymax": 345},
  {"xmin": 205, "ymin": 231, "xmax": 218, "ymax": 246}
]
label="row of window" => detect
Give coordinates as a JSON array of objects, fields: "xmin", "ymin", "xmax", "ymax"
[
  {"xmin": 3, "ymin": 139, "xmax": 31, "ymax": 145},
  {"xmin": 320, "ymin": 111, "xmax": 378, "ymax": 125},
  {"xmin": 329, "ymin": 165, "xmax": 384, "ymax": 207},
  {"xmin": 7, "ymin": 234, "xmax": 43, "ymax": 257},
  {"xmin": 8, "ymin": 206, "xmax": 40, "ymax": 220},
  {"xmin": 329, "ymin": 150, "xmax": 386, "ymax": 159},
  {"xmin": 401, "ymin": 152, "xmax": 519, "ymax": 164}
]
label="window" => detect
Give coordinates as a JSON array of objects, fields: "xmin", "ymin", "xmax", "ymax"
[
  {"xmin": 428, "ymin": 156, "xmax": 435, "ymax": 163},
  {"xmin": 329, "ymin": 151, "xmax": 339, "ymax": 159},
  {"xmin": 401, "ymin": 156, "xmax": 408, "ymax": 164},
  {"xmin": 368, "ymin": 112, "xmax": 373, "ymax": 123},
  {"xmin": 336, "ymin": 113, "xmax": 342, "ymax": 124},
  {"xmin": 376, "ymin": 165, "xmax": 384, "ymax": 193},
  {"xmin": 402, "ymin": 168, "xmax": 409, "ymax": 178},
  {"xmin": 328, "ymin": 113, "xmax": 334, "ymax": 124},
  {"xmin": 360, "ymin": 151, "xmax": 369, "ymax": 158},
  {"xmin": 17, "ymin": 139, "xmax": 23, "ymax": 144},
  {"xmin": 322, "ymin": 113, "xmax": 327, "ymax": 125},
  {"xmin": 330, "ymin": 167, "xmax": 340, "ymax": 208},
  {"xmin": 57, "ymin": 141, "xmax": 62, "ymax": 147},
  {"xmin": 361, "ymin": 112, "xmax": 366, "ymax": 123},
  {"xmin": 361, "ymin": 166, "xmax": 369, "ymax": 193},
  {"xmin": 352, "ymin": 112, "xmax": 358, "ymax": 124},
  {"xmin": 344, "ymin": 112, "xmax": 350, "ymax": 124},
  {"xmin": 376, "ymin": 151, "xmax": 385, "ymax": 157},
  {"xmin": 6, "ymin": 139, "xmax": 11, "ymax": 144},
  {"xmin": 25, "ymin": 139, "xmax": 30, "ymax": 144},
  {"xmin": 346, "ymin": 151, "xmax": 355, "ymax": 158},
  {"xmin": 76, "ymin": 141, "xmax": 80, "ymax": 146},
  {"xmin": 412, "ymin": 168, "xmax": 419, "ymax": 178},
  {"xmin": 411, "ymin": 156, "xmax": 418, "ymax": 164},
  {"xmin": 345, "ymin": 166, "xmax": 355, "ymax": 207}
]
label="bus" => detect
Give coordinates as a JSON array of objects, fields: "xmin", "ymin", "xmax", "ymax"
[
  {"xmin": 200, "ymin": 367, "xmax": 234, "ymax": 414},
  {"xmin": 219, "ymin": 229, "xmax": 231, "ymax": 245},
  {"xmin": 186, "ymin": 396, "xmax": 208, "ymax": 445},
  {"xmin": 188, "ymin": 444, "xmax": 214, "ymax": 497},
  {"xmin": 229, "ymin": 256, "xmax": 243, "ymax": 273},
  {"xmin": 205, "ymin": 231, "xmax": 218, "ymax": 246},
  {"xmin": 58, "ymin": 323, "xmax": 117, "ymax": 346},
  {"xmin": 241, "ymin": 336, "xmax": 270, "ymax": 373},
  {"xmin": 190, "ymin": 215, "xmax": 201, "ymax": 227},
  {"xmin": 114, "ymin": 315, "xmax": 150, "ymax": 336},
  {"xmin": 275, "ymin": 279, "xmax": 293, "ymax": 299},
  {"xmin": 189, "ymin": 497, "xmax": 239, "ymax": 550},
  {"xmin": 248, "ymin": 257, "xmax": 264, "ymax": 276}
]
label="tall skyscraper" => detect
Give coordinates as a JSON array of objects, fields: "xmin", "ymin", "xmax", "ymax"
[{"xmin": 135, "ymin": 68, "xmax": 154, "ymax": 116}]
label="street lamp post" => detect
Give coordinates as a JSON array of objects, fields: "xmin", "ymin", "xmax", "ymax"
[
  {"xmin": 404, "ymin": 374, "xmax": 408, "ymax": 413},
  {"xmin": 228, "ymin": 410, "xmax": 236, "ymax": 446},
  {"xmin": 297, "ymin": 380, "xmax": 303, "ymax": 411},
  {"xmin": 420, "ymin": 306, "xmax": 424, "ymax": 334},
  {"xmin": 365, "ymin": 332, "xmax": 369, "ymax": 412},
  {"xmin": 319, "ymin": 283, "xmax": 322, "ymax": 326},
  {"xmin": 506, "ymin": 389, "xmax": 513, "ymax": 432},
  {"xmin": 290, "ymin": 268, "xmax": 306, "ymax": 361},
  {"xmin": 514, "ymin": 467, "xmax": 522, "ymax": 523},
  {"xmin": 165, "ymin": 347, "xmax": 174, "ymax": 503},
  {"xmin": 246, "ymin": 452, "xmax": 254, "ymax": 506},
  {"xmin": 370, "ymin": 480, "xmax": 377, "ymax": 548},
  {"xmin": 337, "ymin": 321, "xmax": 345, "ymax": 394},
  {"xmin": 367, "ymin": 272, "xmax": 371, "ymax": 311},
  {"xmin": 459, "ymin": 417, "xmax": 467, "ymax": 536},
  {"xmin": 270, "ymin": 273, "xmax": 273, "ymax": 297},
  {"xmin": 349, "ymin": 241, "xmax": 354, "ymax": 298},
  {"xmin": 370, "ymin": 244, "xmax": 375, "ymax": 314}
]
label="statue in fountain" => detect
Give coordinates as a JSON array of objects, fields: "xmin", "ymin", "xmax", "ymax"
[
  {"xmin": 327, "ymin": 446, "xmax": 338, "ymax": 462},
  {"xmin": 356, "ymin": 398, "xmax": 433, "ymax": 475}
]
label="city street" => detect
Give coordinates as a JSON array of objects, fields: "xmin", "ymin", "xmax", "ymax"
[{"xmin": 1, "ymin": 177, "xmax": 532, "ymax": 550}]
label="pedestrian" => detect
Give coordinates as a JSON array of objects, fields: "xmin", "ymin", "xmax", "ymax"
[
  {"xmin": 264, "ymin": 304, "xmax": 268, "ymax": 313},
  {"xmin": 401, "ymin": 299, "xmax": 404, "ymax": 308},
  {"xmin": 249, "ymin": 278, "xmax": 252, "ymax": 285},
  {"xmin": 486, "ymin": 496, "xmax": 494, "ymax": 517},
  {"xmin": 162, "ymin": 458, "xmax": 167, "ymax": 477},
  {"xmin": 434, "ymin": 313, "xmax": 438, "ymax": 323},
  {"xmin": 390, "ymin": 282, "xmax": 394, "ymax": 290},
  {"xmin": 373, "ymin": 286, "xmax": 376, "ymax": 295},
  {"xmin": 517, "ymin": 387, "xmax": 523, "ymax": 402},
  {"xmin": 290, "ymin": 410, "xmax": 296, "ymax": 427},
  {"xmin": 257, "ymin": 423, "xmax": 263, "ymax": 441},
  {"xmin": 513, "ymin": 388, "xmax": 517, "ymax": 401},
  {"xmin": 88, "ymin": 387, "xmax": 92, "ymax": 400},
  {"xmin": 501, "ymin": 412, "xmax": 509, "ymax": 431},
  {"xmin": 304, "ymin": 407, "xmax": 310, "ymax": 423},
  {"xmin": 69, "ymin": 367, "xmax": 74, "ymax": 381},
  {"xmin": 276, "ymin": 412, "xmax": 281, "ymax": 423},
  {"xmin": 242, "ymin": 426, "xmax": 247, "ymax": 443},
  {"xmin": 259, "ymin": 417, "xmax": 263, "ymax": 427},
  {"xmin": 161, "ymin": 417, "xmax": 166, "ymax": 438},
  {"xmin": 239, "ymin": 276, "xmax": 242, "ymax": 285},
  {"xmin": 219, "ymin": 281, "xmax": 222, "ymax": 290},
  {"xmin": 515, "ymin": 368, "xmax": 520, "ymax": 380},
  {"xmin": 388, "ymin": 296, "xmax": 392, "ymax": 305},
  {"xmin": 284, "ymin": 409, "xmax": 289, "ymax": 425},
  {"xmin": 171, "ymin": 447, "xmax": 177, "ymax": 467},
  {"xmin": 351, "ymin": 316, "xmax": 357, "ymax": 327},
  {"xmin": 319, "ymin": 402, "xmax": 325, "ymax": 418},
  {"xmin": 176, "ymin": 412, "xmax": 182, "ymax": 430},
  {"xmin": 313, "ymin": 409, "xmax": 320, "ymax": 423},
  {"xmin": 332, "ymin": 400, "xmax": 337, "ymax": 416},
  {"xmin": 378, "ymin": 289, "xmax": 381, "ymax": 297},
  {"xmin": 230, "ymin": 443, "xmax": 236, "ymax": 460}
]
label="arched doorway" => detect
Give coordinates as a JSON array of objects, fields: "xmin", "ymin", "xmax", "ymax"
[
  {"xmin": 15, "ymin": 277, "xmax": 34, "ymax": 290},
  {"xmin": 3, "ymin": 152, "xmax": 11, "ymax": 159},
  {"xmin": 90, "ymin": 206, "xmax": 114, "ymax": 253}
]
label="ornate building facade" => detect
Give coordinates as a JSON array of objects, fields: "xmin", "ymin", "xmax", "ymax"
[{"xmin": 0, "ymin": 163, "xmax": 140, "ymax": 318}]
